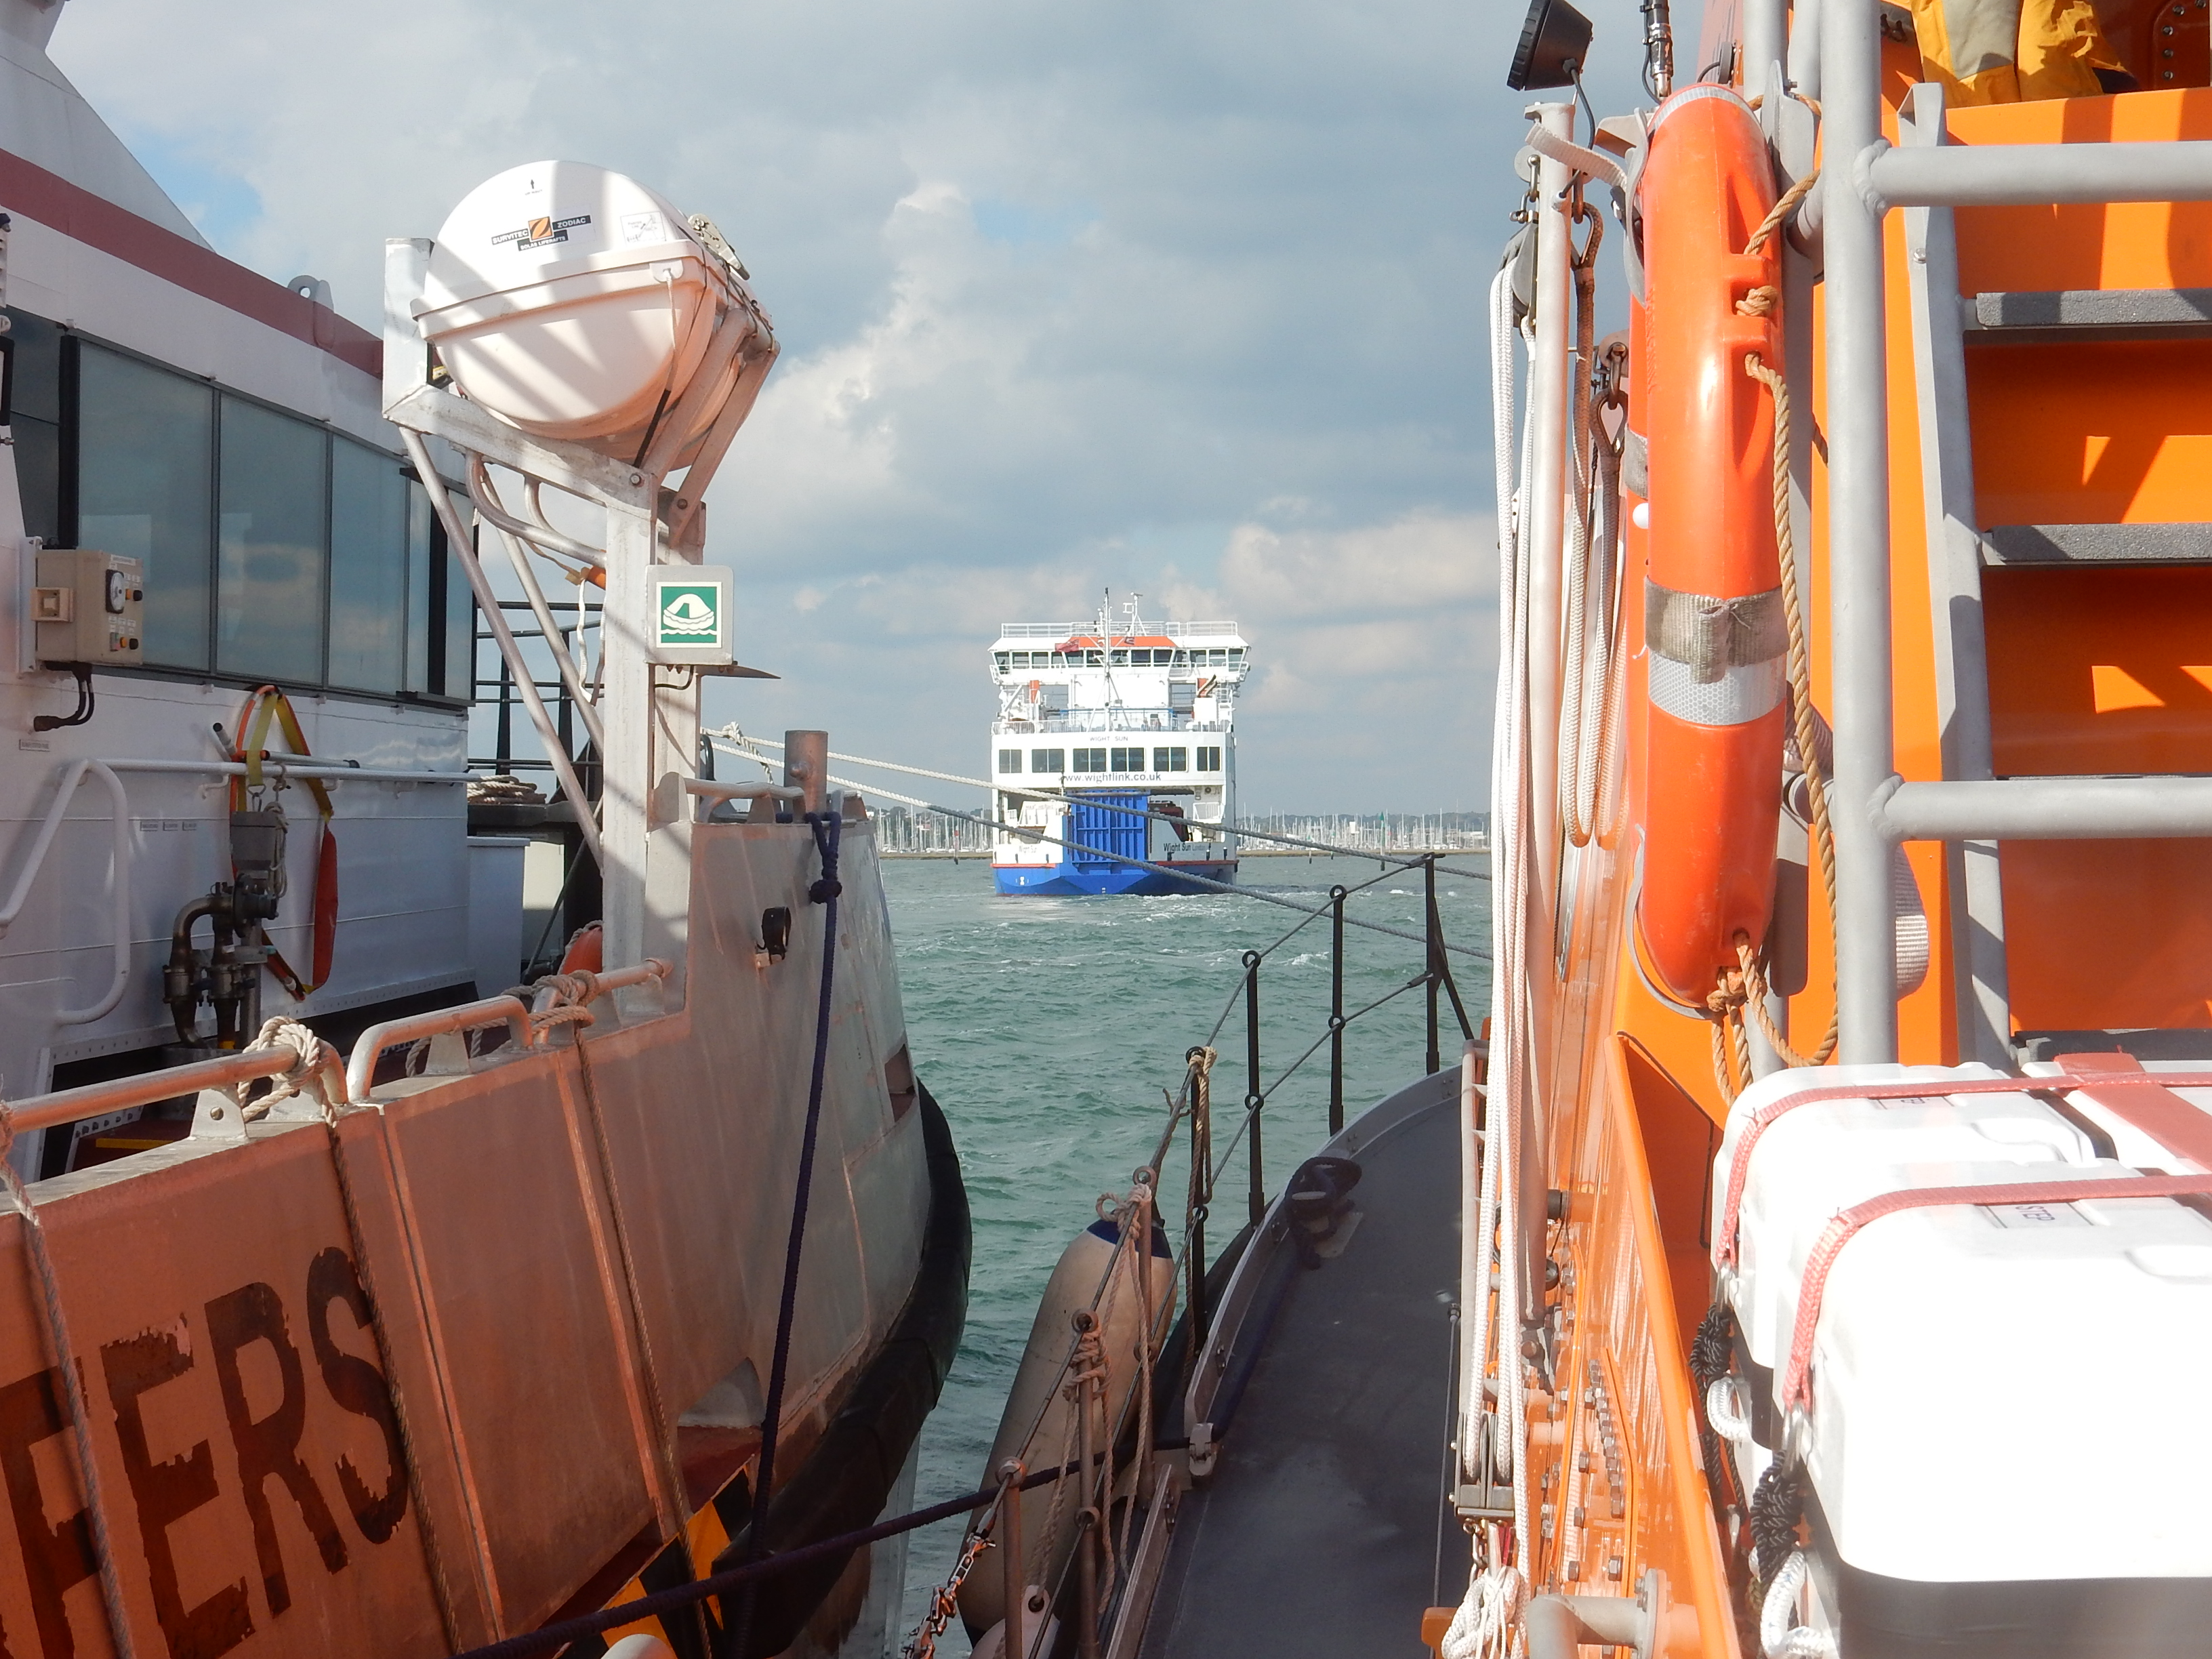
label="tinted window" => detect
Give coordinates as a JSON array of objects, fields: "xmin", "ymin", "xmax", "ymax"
[
  {"xmin": 79, "ymin": 346, "xmax": 216, "ymax": 670},
  {"xmin": 443, "ymin": 508, "xmax": 474, "ymax": 698},
  {"xmin": 328, "ymin": 438, "xmax": 408, "ymax": 691},
  {"xmin": 405, "ymin": 480, "xmax": 434, "ymax": 693},
  {"xmin": 218, "ymin": 397, "xmax": 327, "ymax": 682},
  {"xmin": 999, "ymin": 747, "xmax": 1022, "ymax": 773},
  {"xmin": 1031, "ymin": 747, "xmax": 1064, "ymax": 773},
  {"xmin": 5, "ymin": 311, "xmax": 63, "ymax": 545},
  {"xmin": 1156, "ymin": 746, "xmax": 1188, "ymax": 772}
]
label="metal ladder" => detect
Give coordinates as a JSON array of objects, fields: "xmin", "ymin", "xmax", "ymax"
[{"xmin": 1822, "ymin": 0, "xmax": 2212, "ymax": 1062}]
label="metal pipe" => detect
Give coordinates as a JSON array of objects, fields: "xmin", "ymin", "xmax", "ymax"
[
  {"xmin": 401, "ymin": 429, "xmax": 603, "ymax": 864},
  {"xmin": 1328, "ymin": 888, "xmax": 1346, "ymax": 1136},
  {"xmin": 784, "ymin": 729, "xmax": 830, "ymax": 817},
  {"xmin": 1525, "ymin": 1592, "xmax": 1650, "ymax": 1659},
  {"xmin": 1788, "ymin": 0, "xmax": 1824, "ymax": 100},
  {"xmin": 1742, "ymin": 0, "xmax": 1788, "ymax": 104},
  {"xmin": 999, "ymin": 1460, "xmax": 1025, "ymax": 1659},
  {"xmin": 346, "ymin": 995, "xmax": 535, "ymax": 1101},
  {"xmin": 1187, "ymin": 1047, "xmax": 1213, "ymax": 1351},
  {"xmin": 1244, "ymin": 951, "xmax": 1265, "ymax": 1229},
  {"xmin": 0, "ymin": 759, "xmax": 132, "ymax": 1024},
  {"xmin": 5, "ymin": 1044, "xmax": 321, "ymax": 1134},
  {"xmin": 682, "ymin": 777, "xmax": 806, "ymax": 807},
  {"xmin": 107, "ymin": 757, "xmax": 468, "ymax": 785},
  {"xmin": 1881, "ymin": 775, "xmax": 2212, "ymax": 840},
  {"xmin": 499, "ymin": 527, "xmax": 606, "ymax": 752},
  {"xmin": 1821, "ymin": 0, "xmax": 1901, "ymax": 1062},
  {"xmin": 1864, "ymin": 140, "xmax": 2212, "ymax": 209},
  {"xmin": 1525, "ymin": 101, "xmax": 1576, "ymax": 939},
  {"xmin": 1425, "ymin": 858, "xmax": 1441, "ymax": 1076}
]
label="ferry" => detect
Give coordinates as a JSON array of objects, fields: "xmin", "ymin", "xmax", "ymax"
[
  {"xmin": 987, "ymin": 599, "xmax": 1244, "ymax": 895},
  {"xmin": 0, "ymin": 5, "xmax": 964, "ymax": 1654},
  {"xmin": 933, "ymin": 0, "xmax": 2212, "ymax": 1652}
]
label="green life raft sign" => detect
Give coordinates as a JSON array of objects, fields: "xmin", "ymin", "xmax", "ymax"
[{"xmin": 648, "ymin": 566, "xmax": 733, "ymax": 665}]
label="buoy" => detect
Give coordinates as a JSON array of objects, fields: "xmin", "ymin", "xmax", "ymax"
[
  {"xmin": 415, "ymin": 160, "xmax": 766, "ymax": 466},
  {"xmin": 958, "ymin": 1213, "xmax": 1175, "ymax": 1635},
  {"xmin": 1633, "ymin": 85, "xmax": 1787, "ymax": 1005}
]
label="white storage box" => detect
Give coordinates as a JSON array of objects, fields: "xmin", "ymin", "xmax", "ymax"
[{"xmin": 1717, "ymin": 1063, "xmax": 2212, "ymax": 1584}]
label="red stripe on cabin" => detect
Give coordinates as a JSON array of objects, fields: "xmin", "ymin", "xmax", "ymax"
[{"xmin": 0, "ymin": 146, "xmax": 382, "ymax": 378}]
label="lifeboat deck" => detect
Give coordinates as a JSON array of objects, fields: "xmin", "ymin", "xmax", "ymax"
[{"xmin": 1140, "ymin": 1068, "xmax": 1460, "ymax": 1658}]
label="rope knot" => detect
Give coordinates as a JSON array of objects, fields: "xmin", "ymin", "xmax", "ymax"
[
  {"xmin": 248, "ymin": 1016, "xmax": 340, "ymax": 1118},
  {"xmin": 1735, "ymin": 284, "xmax": 1779, "ymax": 318}
]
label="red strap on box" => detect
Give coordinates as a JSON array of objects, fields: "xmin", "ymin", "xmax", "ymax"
[
  {"xmin": 1780, "ymin": 1172, "xmax": 2212, "ymax": 1414},
  {"xmin": 1713, "ymin": 1070, "xmax": 2212, "ymax": 1271}
]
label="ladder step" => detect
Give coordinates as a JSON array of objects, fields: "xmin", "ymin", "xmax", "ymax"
[
  {"xmin": 1980, "ymin": 524, "xmax": 2212, "ymax": 566},
  {"xmin": 1965, "ymin": 287, "xmax": 2212, "ymax": 344}
]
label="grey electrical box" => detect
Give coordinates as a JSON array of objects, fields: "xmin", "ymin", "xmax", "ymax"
[{"xmin": 35, "ymin": 549, "xmax": 144, "ymax": 667}]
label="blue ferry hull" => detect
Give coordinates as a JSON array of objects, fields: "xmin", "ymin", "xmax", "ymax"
[{"xmin": 994, "ymin": 857, "xmax": 1238, "ymax": 897}]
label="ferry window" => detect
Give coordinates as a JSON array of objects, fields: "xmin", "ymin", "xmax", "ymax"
[
  {"xmin": 217, "ymin": 396, "xmax": 328, "ymax": 683},
  {"xmin": 1031, "ymin": 747, "xmax": 1065, "ymax": 772},
  {"xmin": 1110, "ymin": 649, "xmax": 1128, "ymax": 665},
  {"xmin": 328, "ymin": 438, "xmax": 408, "ymax": 692},
  {"xmin": 999, "ymin": 747, "xmax": 1023, "ymax": 773},
  {"xmin": 996, "ymin": 653, "xmax": 1011, "ymax": 672},
  {"xmin": 1086, "ymin": 649, "xmax": 1103, "ymax": 667},
  {"xmin": 3, "ymin": 311, "xmax": 63, "ymax": 547},
  {"xmin": 1197, "ymin": 746, "xmax": 1222, "ymax": 771},
  {"xmin": 1156, "ymin": 746, "xmax": 1187, "ymax": 771},
  {"xmin": 1073, "ymin": 747, "xmax": 1106, "ymax": 773},
  {"xmin": 1109, "ymin": 746, "xmax": 1141, "ymax": 771},
  {"xmin": 78, "ymin": 344, "xmax": 216, "ymax": 670}
]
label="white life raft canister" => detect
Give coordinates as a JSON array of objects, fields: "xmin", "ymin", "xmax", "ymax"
[{"xmin": 414, "ymin": 160, "xmax": 763, "ymax": 465}]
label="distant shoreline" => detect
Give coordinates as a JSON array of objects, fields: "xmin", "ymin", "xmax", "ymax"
[{"xmin": 880, "ymin": 846, "xmax": 1490, "ymax": 861}]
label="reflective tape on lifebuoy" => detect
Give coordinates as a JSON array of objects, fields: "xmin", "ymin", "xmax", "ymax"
[{"xmin": 1633, "ymin": 85, "xmax": 1786, "ymax": 1006}]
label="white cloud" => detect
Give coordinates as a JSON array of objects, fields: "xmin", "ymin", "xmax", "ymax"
[{"xmin": 49, "ymin": 0, "xmax": 1652, "ymax": 807}]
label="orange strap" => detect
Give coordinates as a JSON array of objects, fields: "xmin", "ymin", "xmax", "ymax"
[{"xmin": 230, "ymin": 686, "xmax": 338, "ymax": 998}]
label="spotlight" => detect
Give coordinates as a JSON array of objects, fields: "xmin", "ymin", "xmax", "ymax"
[{"xmin": 1507, "ymin": 0, "xmax": 1595, "ymax": 90}]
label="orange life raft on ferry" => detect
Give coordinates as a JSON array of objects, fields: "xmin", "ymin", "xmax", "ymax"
[{"xmin": 1633, "ymin": 85, "xmax": 1787, "ymax": 1006}]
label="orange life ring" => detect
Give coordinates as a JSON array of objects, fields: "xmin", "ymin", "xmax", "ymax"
[{"xmin": 1633, "ymin": 86, "xmax": 1785, "ymax": 1007}]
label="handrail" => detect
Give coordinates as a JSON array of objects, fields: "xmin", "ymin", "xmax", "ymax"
[
  {"xmin": 0, "ymin": 759, "xmax": 132, "ymax": 1025},
  {"xmin": 346, "ymin": 996, "xmax": 535, "ymax": 1101},
  {"xmin": 108, "ymin": 757, "xmax": 468, "ymax": 784},
  {"xmin": 3, "ymin": 1044, "xmax": 329, "ymax": 1135},
  {"xmin": 683, "ymin": 778, "xmax": 806, "ymax": 804}
]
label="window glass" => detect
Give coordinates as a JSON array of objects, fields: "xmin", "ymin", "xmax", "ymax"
[
  {"xmin": 218, "ymin": 397, "xmax": 327, "ymax": 682},
  {"xmin": 1032, "ymin": 747, "xmax": 1065, "ymax": 773},
  {"xmin": 328, "ymin": 439, "xmax": 408, "ymax": 692},
  {"xmin": 79, "ymin": 346, "xmax": 216, "ymax": 669},
  {"xmin": 1155, "ymin": 746, "xmax": 1189, "ymax": 772},
  {"xmin": 405, "ymin": 480, "xmax": 434, "ymax": 693},
  {"xmin": 996, "ymin": 653, "xmax": 1010, "ymax": 672},
  {"xmin": 1073, "ymin": 747, "xmax": 1106, "ymax": 773},
  {"xmin": 999, "ymin": 747, "xmax": 1023, "ymax": 773},
  {"xmin": 5, "ymin": 311, "xmax": 63, "ymax": 546},
  {"xmin": 443, "ymin": 505, "xmax": 474, "ymax": 698},
  {"xmin": 1110, "ymin": 649, "xmax": 1128, "ymax": 665}
]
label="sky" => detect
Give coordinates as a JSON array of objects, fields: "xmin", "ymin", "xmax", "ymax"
[{"xmin": 53, "ymin": 0, "xmax": 1659, "ymax": 814}]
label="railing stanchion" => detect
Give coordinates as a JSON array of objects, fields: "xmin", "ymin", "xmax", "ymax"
[
  {"xmin": 1425, "ymin": 856, "xmax": 1441, "ymax": 1074},
  {"xmin": 1329, "ymin": 884, "xmax": 1347, "ymax": 1135},
  {"xmin": 1187, "ymin": 1047, "xmax": 1213, "ymax": 1352},
  {"xmin": 1244, "ymin": 949, "xmax": 1265, "ymax": 1228}
]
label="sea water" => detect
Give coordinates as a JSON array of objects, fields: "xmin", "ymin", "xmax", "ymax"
[{"xmin": 882, "ymin": 855, "xmax": 1492, "ymax": 1652}]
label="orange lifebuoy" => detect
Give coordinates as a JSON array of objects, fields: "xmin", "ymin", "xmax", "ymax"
[{"xmin": 1633, "ymin": 86, "xmax": 1786, "ymax": 1006}]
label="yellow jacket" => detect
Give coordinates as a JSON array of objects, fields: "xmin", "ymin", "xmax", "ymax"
[{"xmin": 1902, "ymin": 0, "xmax": 2129, "ymax": 100}]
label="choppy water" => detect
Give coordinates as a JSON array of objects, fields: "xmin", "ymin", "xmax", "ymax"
[{"xmin": 880, "ymin": 855, "xmax": 1492, "ymax": 1652}]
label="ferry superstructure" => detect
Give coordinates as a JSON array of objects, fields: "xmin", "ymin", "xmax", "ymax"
[
  {"xmin": 987, "ymin": 600, "xmax": 1244, "ymax": 895},
  {"xmin": 0, "ymin": 5, "xmax": 964, "ymax": 1654}
]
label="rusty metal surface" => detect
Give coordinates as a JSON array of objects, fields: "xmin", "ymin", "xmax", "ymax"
[{"xmin": 0, "ymin": 814, "xmax": 929, "ymax": 1658}]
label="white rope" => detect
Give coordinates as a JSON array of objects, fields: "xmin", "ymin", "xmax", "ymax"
[
  {"xmin": 243, "ymin": 1015, "xmax": 340, "ymax": 1118},
  {"xmin": 1706, "ymin": 1374, "xmax": 1755, "ymax": 1448},
  {"xmin": 1441, "ymin": 1558, "xmax": 1527, "ymax": 1659},
  {"xmin": 1760, "ymin": 1551, "xmax": 1838, "ymax": 1659}
]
